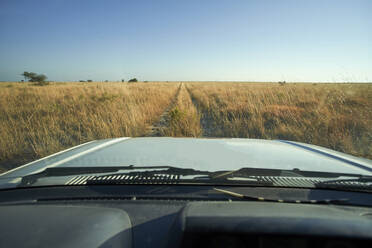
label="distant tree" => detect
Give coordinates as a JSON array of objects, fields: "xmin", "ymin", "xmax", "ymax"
[
  {"xmin": 121, "ymin": 79, "xmax": 125, "ymax": 82},
  {"xmin": 79, "ymin": 80, "xmax": 86, "ymax": 82},
  {"xmin": 31, "ymin": 74, "xmax": 47, "ymax": 82},
  {"xmin": 21, "ymin": 71, "xmax": 48, "ymax": 85},
  {"xmin": 104, "ymin": 80, "xmax": 108, "ymax": 82},
  {"xmin": 128, "ymin": 78, "xmax": 138, "ymax": 82},
  {"xmin": 21, "ymin": 71, "xmax": 37, "ymax": 82},
  {"xmin": 32, "ymin": 74, "xmax": 48, "ymax": 86},
  {"xmin": 87, "ymin": 79, "xmax": 93, "ymax": 82},
  {"xmin": 278, "ymin": 81, "xmax": 286, "ymax": 86}
]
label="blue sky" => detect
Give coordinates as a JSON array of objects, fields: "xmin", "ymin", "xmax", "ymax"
[{"xmin": 0, "ymin": 0, "xmax": 371, "ymax": 82}]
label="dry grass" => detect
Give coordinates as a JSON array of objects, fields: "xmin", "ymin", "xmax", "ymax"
[
  {"xmin": 0, "ymin": 82, "xmax": 178, "ymax": 171},
  {"xmin": 1, "ymin": 81, "xmax": 371, "ymax": 172},
  {"xmin": 187, "ymin": 82, "xmax": 372, "ymax": 159}
]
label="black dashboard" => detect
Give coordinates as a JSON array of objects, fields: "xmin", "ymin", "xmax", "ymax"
[{"xmin": 1, "ymin": 185, "xmax": 372, "ymax": 248}]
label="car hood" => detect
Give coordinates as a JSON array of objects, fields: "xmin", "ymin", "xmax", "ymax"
[{"xmin": 1, "ymin": 137, "xmax": 372, "ymax": 188}]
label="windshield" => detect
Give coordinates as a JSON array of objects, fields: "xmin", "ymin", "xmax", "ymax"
[{"xmin": 0, "ymin": 1, "xmax": 371, "ymax": 190}]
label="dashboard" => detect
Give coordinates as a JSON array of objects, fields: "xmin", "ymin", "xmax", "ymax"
[{"xmin": 1, "ymin": 185, "xmax": 372, "ymax": 248}]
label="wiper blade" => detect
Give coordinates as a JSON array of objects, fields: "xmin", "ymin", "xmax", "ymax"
[
  {"xmin": 214, "ymin": 188, "xmax": 349, "ymax": 205},
  {"xmin": 85, "ymin": 169, "xmax": 273, "ymax": 186},
  {"xmin": 19, "ymin": 165, "xmax": 211, "ymax": 187}
]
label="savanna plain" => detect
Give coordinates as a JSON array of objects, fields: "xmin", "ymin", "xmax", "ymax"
[{"xmin": 0, "ymin": 82, "xmax": 371, "ymax": 172}]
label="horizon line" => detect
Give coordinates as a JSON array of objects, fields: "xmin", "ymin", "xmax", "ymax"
[{"xmin": 1, "ymin": 80, "xmax": 372, "ymax": 84}]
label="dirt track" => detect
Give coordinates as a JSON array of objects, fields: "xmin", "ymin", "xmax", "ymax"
[{"xmin": 146, "ymin": 83, "xmax": 182, "ymax": 136}]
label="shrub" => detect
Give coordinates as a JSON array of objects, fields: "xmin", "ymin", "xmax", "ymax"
[
  {"xmin": 91, "ymin": 93, "xmax": 119, "ymax": 102},
  {"xmin": 33, "ymin": 81, "xmax": 50, "ymax": 86},
  {"xmin": 128, "ymin": 78, "xmax": 138, "ymax": 82}
]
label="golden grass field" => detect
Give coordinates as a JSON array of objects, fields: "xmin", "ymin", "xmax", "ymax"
[{"xmin": 0, "ymin": 81, "xmax": 371, "ymax": 172}]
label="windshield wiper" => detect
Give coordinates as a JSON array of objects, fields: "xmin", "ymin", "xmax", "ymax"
[
  {"xmin": 68, "ymin": 167, "xmax": 365, "ymax": 187},
  {"xmin": 84, "ymin": 170, "xmax": 273, "ymax": 186},
  {"xmin": 19, "ymin": 165, "xmax": 212, "ymax": 187},
  {"xmin": 210, "ymin": 167, "xmax": 365, "ymax": 179},
  {"xmin": 20, "ymin": 166, "xmax": 279, "ymax": 187},
  {"xmin": 19, "ymin": 165, "xmax": 369, "ymax": 188}
]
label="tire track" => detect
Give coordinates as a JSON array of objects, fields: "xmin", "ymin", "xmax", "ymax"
[
  {"xmin": 185, "ymin": 85, "xmax": 217, "ymax": 137},
  {"xmin": 146, "ymin": 83, "xmax": 182, "ymax": 136},
  {"xmin": 167, "ymin": 83, "xmax": 201, "ymax": 137}
]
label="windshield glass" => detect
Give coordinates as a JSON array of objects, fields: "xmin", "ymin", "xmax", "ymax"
[{"xmin": 0, "ymin": 0, "xmax": 371, "ymax": 190}]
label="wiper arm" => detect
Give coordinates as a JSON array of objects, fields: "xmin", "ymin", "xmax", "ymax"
[
  {"xmin": 319, "ymin": 175, "xmax": 372, "ymax": 183},
  {"xmin": 214, "ymin": 188, "xmax": 349, "ymax": 205},
  {"xmin": 315, "ymin": 175, "xmax": 372, "ymax": 191},
  {"xmin": 212, "ymin": 167, "xmax": 364, "ymax": 179}
]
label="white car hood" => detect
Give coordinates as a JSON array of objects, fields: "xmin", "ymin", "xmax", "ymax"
[{"xmin": 1, "ymin": 137, "xmax": 372, "ymax": 180}]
